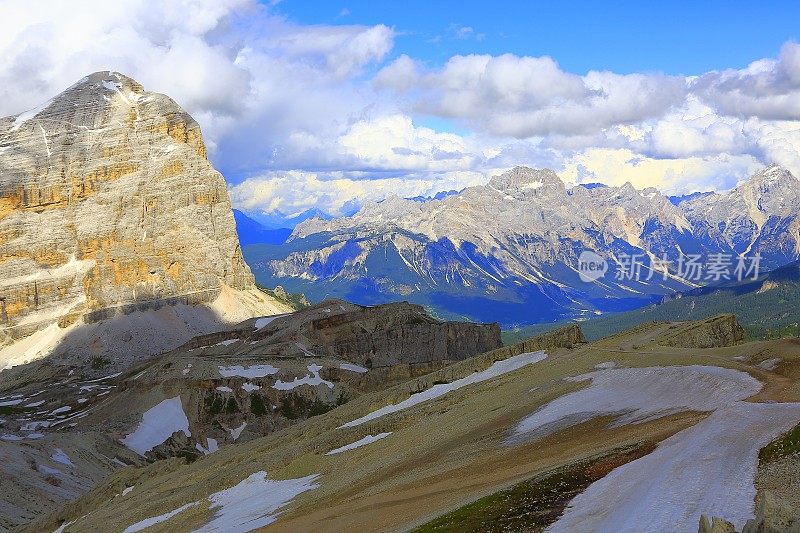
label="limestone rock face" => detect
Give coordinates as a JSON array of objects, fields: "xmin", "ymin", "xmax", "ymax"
[
  {"xmin": 192, "ymin": 298, "xmax": 502, "ymax": 368},
  {"xmin": 0, "ymin": 72, "xmax": 289, "ymax": 368},
  {"xmin": 304, "ymin": 300, "xmax": 502, "ymax": 367}
]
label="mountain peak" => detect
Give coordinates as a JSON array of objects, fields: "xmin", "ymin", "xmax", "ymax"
[
  {"xmin": 75, "ymin": 71, "xmax": 143, "ymax": 91},
  {"xmin": 733, "ymin": 165, "xmax": 798, "ymax": 205},
  {"xmin": 488, "ymin": 167, "xmax": 565, "ymax": 193},
  {"xmin": 752, "ymin": 164, "xmax": 796, "ymax": 185},
  {"xmin": 7, "ymin": 72, "xmax": 147, "ymax": 133},
  {"xmin": 1, "ymin": 72, "xmax": 288, "ymax": 369}
]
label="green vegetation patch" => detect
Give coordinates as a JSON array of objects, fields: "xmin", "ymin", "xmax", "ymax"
[
  {"xmin": 225, "ymin": 397, "xmax": 240, "ymax": 414},
  {"xmin": 90, "ymin": 356, "xmax": 111, "ymax": 370},
  {"xmin": 414, "ymin": 444, "xmax": 654, "ymax": 533},
  {"xmin": 502, "ymin": 278, "xmax": 800, "ymax": 344},
  {"xmin": 256, "ymin": 284, "xmax": 310, "ymax": 310},
  {"xmin": 207, "ymin": 396, "xmax": 226, "ymax": 416},
  {"xmin": 250, "ymin": 394, "xmax": 269, "ymax": 416},
  {"xmin": 760, "ymin": 423, "xmax": 800, "ymax": 464},
  {"xmin": 278, "ymin": 394, "xmax": 337, "ymax": 420}
]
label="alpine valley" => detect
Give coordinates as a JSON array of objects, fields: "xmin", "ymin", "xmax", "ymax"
[{"xmin": 244, "ymin": 165, "xmax": 800, "ymax": 326}]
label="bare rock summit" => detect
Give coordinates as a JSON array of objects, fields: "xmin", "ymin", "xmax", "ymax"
[{"xmin": 0, "ymin": 71, "xmax": 291, "ymax": 370}]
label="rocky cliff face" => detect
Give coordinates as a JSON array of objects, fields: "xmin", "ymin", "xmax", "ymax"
[
  {"xmin": 0, "ymin": 72, "xmax": 290, "ymax": 369},
  {"xmin": 682, "ymin": 166, "xmax": 800, "ymax": 267},
  {"xmin": 305, "ymin": 301, "xmax": 501, "ymax": 367}
]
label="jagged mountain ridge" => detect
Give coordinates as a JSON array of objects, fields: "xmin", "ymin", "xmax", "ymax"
[
  {"xmin": 0, "ymin": 72, "xmax": 291, "ymax": 370},
  {"xmin": 246, "ymin": 165, "xmax": 800, "ymax": 326},
  {"xmin": 682, "ymin": 165, "xmax": 800, "ymax": 265}
]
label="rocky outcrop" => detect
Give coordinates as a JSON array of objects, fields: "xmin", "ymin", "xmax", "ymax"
[
  {"xmin": 699, "ymin": 516, "xmax": 737, "ymax": 533},
  {"xmin": 659, "ymin": 314, "xmax": 746, "ymax": 348},
  {"xmin": 0, "ymin": 72, "xmax": 291, "ymax": 369},
  {"xmin": 395, "ymin": 323, "xmax": 585, "ymax": 395},
  {"xmin": 510, "ymin": 323, "xmax": 586, "ymax": 352},
  {"xmin": 305, "ymin": 301, "xmax": 501, "ymax": 367},
  {"xmin": 699, "ymin": 491, "xmax": 800, "ymax": 533},
  {"xmin": 178, "ymin": 299, "xmax": 502, "ymax": 368}
]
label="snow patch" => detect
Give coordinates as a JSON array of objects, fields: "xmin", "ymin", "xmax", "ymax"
[
  {"xmin": 339, "ymin": 363, "xmax": 369, "ymax": 374},
  {"xmin": 102, "ymin": 80, "xmax": 121, "ymax": 92},
  {"xmin": 52, "ymin": 520, "xmax": 75, "ymax": 533},
  {"xmin": 84, "ymin": 372, "xmax": 122, "ymax": 383},
  {"xmin": 121, "ymin": 397, "xmax": 191, "ymax": 455},
  {"xmin": 218, "ymin": 365, "xmax": 279, "ymax": 378},
  {"xmin": 216, "ymin": 386, "xmax": 234, "ymax": 393},
  {"xmin": 229, "ymin": 422, "xmax": 246, "ymax": 441},
  {"xmin": 215, "ymin": 339, "xmax": 238, "ymax": 347},
  {"xmin": 22, "ymin": 420, "xmax": 50, "ymax": 432},
  {"xmin": 340, "ymin": 351, "xmax": 548, "ymax": 428},
  {"xmin": 122, "ymin": 501, "xmax": 201, "ymax": 533},
  {"xmin": 272, "ymin": 364, "xmax": 333, "ymax": 390},
  {"xmin": 196, "ymin": 438, "xmax": 219, "ymax": 455},
  {"xmin": 242, "ymin": 383, "xmax": 261, "ymax": 392},
  {"xmin": 548, "ymin": 402, "xmax": 800, "ymax": 532},
  {"xmin": 38, "ymin": 464, "xmax": 63, "ymax": 476},
  {"xmin": 194, "ymin": 471, "xmax": 320, "ymax": 532},
  {"xmin": 294, "ymin": 342, "xmax": 316, "ymax": 356},
  {"xmin": 0, "ymin": 393, "xmax": 23, "ymax": 400},
  {"xmin": 510, "ymin": 366, "xmax": 762, "ymax": 442},
  {"xmin": 254, "ymin": 314, "xmax": 287, "ymax": 330},
  {"xmin": 326, "ymin": 433, "xmax": 392, "ymax": 455},
  {"xmin": 11, "ymin": 98, "xmax": 54, "ymax": 131},
  {"xmin": 0, "ymin": 398, "xmax": 24, "ymax": 407},
  {"xmin": 51, "ymin": 448, "xmax": 74, "ymax": 467}
]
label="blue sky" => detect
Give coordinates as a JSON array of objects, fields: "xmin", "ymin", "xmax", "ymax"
[{"xmin": 275, "ymin": 0, "xmax": 800, "ymax": 74}]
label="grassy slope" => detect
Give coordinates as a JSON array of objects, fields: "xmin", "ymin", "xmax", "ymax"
[{"xmin": 30, "ymin": 320, "xmax": 800, "ymax": 533}]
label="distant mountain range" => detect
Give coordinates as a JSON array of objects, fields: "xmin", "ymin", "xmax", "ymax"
[
  {"xmin": 233, "ymin": 209, "xmax": 292, "ymax": 245},
  {"xmin": 243, "ymin": 165, "xmax": 800, "ymax": 327},
  {"xmin": 241, "ymin": 207, "xmax": 334, "ymax": 230},
  {"xmin": 237, "ymin": 192, "xmax": 463, "ymax": 234},
  {"xmin": 406, "ymin": 189, "xmax": 462, "ymax": 202}
]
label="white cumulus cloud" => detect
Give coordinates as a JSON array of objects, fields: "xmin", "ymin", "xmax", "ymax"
[{"xmin": 1, "ymin": 2, "xmax": 800, "ymax": 219}]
